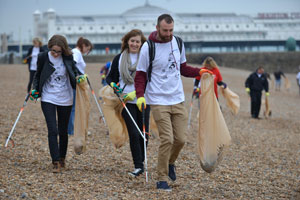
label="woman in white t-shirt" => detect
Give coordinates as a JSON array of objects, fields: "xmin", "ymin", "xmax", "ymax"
[
  {"xmin": 25, "ymin": 38, "xmax": 44, "ymax": 92},
  {"xmin": 106, "ymin": 29, "xmax": 149, "ymax": 177},
  {"xmin": 31, "ymin": 35, "xmax": 81, "ymax": 173},
  {"xmin": 67, "ymin": 37, "xmax": 93, "ymax": 135}
]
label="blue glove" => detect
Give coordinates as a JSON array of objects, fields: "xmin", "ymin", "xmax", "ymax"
[
  {"xmin": 30, "ymin": 89, "xmax": 39, "ymax": 101},
  {"xmin": 110, "ymin": 82, "xmax": 122, "ymax": 94},
  {"xmin": 222, "ymin": 82, "xmax": 227, "ymax": 89}
]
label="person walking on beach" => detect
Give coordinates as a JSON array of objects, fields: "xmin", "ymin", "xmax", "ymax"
[
  {"xmin": 134, "ymin": 14, "xmax": 212, "ymax": 191},
  {"xmin": 67, "ymin": 37, "xmax": 93, "ymax": 136},
  {"xmin": 273, "ymin": 67, "xmax": 285, "ymax": 91},
  {"xmin": 245, "ymin": 66, "xmax": 269, "ymax": 119},
  {"xmin": 31, "ymin": 35, "xmax": 81, "ymax": 173},
  {"xmin": 193, "ymin": 56, "xmax": 227, "ymax": 100},
  {"xmin": 25, "ymin": 37, "xmax": 45, "ymax": 93},
  {"xmin": 100, "ymin": 61, "xmax": 111, "ymax": 86},
  {"xmin": 296, "ymin": 67, "xmax": 300, "ymax": 95},
  {"xmin": 106, "ymin": 29, "xmax": 150, "ymax": 177}
]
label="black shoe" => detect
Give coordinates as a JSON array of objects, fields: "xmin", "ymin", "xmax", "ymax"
[
  {"xmin": 156, "ymin": 181, "xmax": 172, "ymax": 191},
  {"xmin": 168, "ymin": 164, "xmax": 176, "ymax": 181},
  {"xmin": 128, "ymin": 168, "xmax": 144, "ymax": 177}
]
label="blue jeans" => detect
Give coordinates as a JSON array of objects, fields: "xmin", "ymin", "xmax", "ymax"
[
  {"xmin": 41, "ymin": 102, "xmax": 72, "ymax": 162},
  {"xmin": 67, "ymin": 89, "xmax": 76, "ymax": 135}
]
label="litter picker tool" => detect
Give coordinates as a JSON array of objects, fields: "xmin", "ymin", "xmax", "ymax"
[
  {"xmin": 5, "ymin": 93, "xmax": 30, "ymax": 147},
  {"xmin": 187, "ymin": 91, "xmax": 195, "ymax": 129},
  {"xmin": 142, "ymin": 103, "xmax": 148, "ymax": 182},
  {"xmin": 86, "ymin": 77, "xmax": 107, "ymax": 126},
  {"xmin": 112, "ymin": 86, "xmax": 146, "ymax": 140}
]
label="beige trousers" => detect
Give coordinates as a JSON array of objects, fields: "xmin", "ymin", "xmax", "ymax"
[{"xmin": 151, "ymin": 102, "xmax": 188, "ymax": 181}]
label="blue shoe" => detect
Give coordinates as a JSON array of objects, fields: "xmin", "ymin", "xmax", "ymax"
[
  {"xmin": 168, "ymin": 164, "xmax": 176, "ymax": 181},
  {"xmin": 156, "ymin": 181, "xmax": 172, "ymax": 191}
]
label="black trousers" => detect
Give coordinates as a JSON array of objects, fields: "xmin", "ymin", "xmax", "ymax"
[
  {"xmin": 250, "ymin": 90, "xmax": 262, "ymax": 118},
  {"xmin": 27, "ymin": 70, "xmax": 36, "ymax": 93},
  {"xmin": 41, "ymin": 102, "xmax": 72, "ymax": 162},
  {"xmin": 122, "ymin": 103, "xmax": 150, "ymax": 169}
]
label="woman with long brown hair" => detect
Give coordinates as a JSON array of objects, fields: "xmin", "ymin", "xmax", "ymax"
[
  {"xmin": 67, "ymin": 37, "xmax": 93, "ymax": 136},
  {"xmin": 31, "ymin": 35, "xmax": 80, "ymax": 173},
  {"xmin": 106, "ymin": 29, "xmax": 149, "ymax": 177}
]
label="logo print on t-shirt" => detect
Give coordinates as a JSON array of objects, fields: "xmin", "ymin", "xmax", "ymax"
[
  {"xmin": 49, "ymin": 63, "xmax": 67, "ymax": 89},
  {"xmin": 168, "ymin": 52, "xmax": 176, "ymax": 72}
]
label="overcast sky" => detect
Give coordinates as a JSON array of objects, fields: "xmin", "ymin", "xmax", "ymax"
[{"xmin": 1, "ymin": 0, "xmax": 300, "ymax": 42}]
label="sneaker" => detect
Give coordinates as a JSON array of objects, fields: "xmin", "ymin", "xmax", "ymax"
[
  {"xmin": 168, "ymin": 164, "xmax": 176, "ymax": 181},
  {"xmin": 52, "ymin": 161, "xmax": 61, "ymax": 173},
  {"xmin": 128, "ymin": 168, "xmax": 144, "ymax": 177},
  {"xmin": 156, "ymin": 181, "xmax": 172, "ymax": 191}
]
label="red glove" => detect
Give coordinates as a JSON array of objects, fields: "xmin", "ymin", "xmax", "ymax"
[{"xmin": 199, "ymin": 69, "xmax": 213, "ymax": 76}]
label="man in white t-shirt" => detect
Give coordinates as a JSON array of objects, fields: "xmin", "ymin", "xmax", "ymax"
[
  {"xmin": 134, "ymin": 14, "xmax": 212, "ymax": 191},
  {"xmin": 296, "ymin": 69, "xmax": 300, "ymax": 95}
]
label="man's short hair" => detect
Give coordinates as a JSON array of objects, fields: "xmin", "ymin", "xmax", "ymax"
[{"xmin": 157, "ymin": 14, "xmax": 174, "ymax": 26}]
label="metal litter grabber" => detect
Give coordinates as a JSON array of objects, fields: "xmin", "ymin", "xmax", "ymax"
[
  {"xmin": 86, "ymin": 77, "xmax": 107, "ymax": 126},
  {"xmin": 187, "ymin": 92, "xmax": 195, "ymax": 129},
  {"xmin": 112, "ymin": 87, "xmax": 146, "ymax": 141},
  {"xmin": 5, "ymin": 93, "xmax": 30, "ymax": 147}
]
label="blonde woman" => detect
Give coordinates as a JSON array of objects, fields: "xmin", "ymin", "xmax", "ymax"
[
  {"xmin": 194, "ymin": 56, "xmax": 227, "ymax": 99},
  {"xmin": 25, "ymin": 37, "xmax": 45, "ymax": 92}
]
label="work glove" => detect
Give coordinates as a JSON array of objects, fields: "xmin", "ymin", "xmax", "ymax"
[
  {"xmin": 245, "ymin": 87, "xmax": 250, "ymax": 93},
  {"xmin": 199, "ymin": 69, "xmax": 213, "ymax": 77},
  {"xmin": 77, "ymin": 74, "xmax": 87, "ymax": 84},
  {"xmin": 123, "ymin": 91, "xmax": 136, "ymax": 102},
  {"xmin": 30, "ymin": 89, "xmax": 39, "ymax": 101},
  {"xmin": 110, "ymin": 82, "xmax": 122, "ymax": 94},
  {"xmin": 136, "ymin": 97, "xmax": 146, "ymax": 112},
  {"xmin": 193, "ymin": 88, "xmax": 200, "ymax": 95},
  {"xmin": 265, "ymin": 92, "xmax": 270, "ymax": 97}
]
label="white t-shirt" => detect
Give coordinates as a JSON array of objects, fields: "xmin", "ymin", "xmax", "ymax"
[
  {"xmin": 118, "ymin": 52, "xmax": 138, "ymax": 104},
  {"xmin": 30, "ymin": 47, "xmax": 40, "ymax": 71},
  {"xmin": 136, "ymin": 36, "xmax": 187, "ymax": 105},
  {"xmin": 41, "ymin": 52, "xmax": 73, "ymax": 106},
  {"xmin": 72, "ymin": 48, "xmax": 86, "ymax": 74},
  {"xmin": 297, "ymin": 72, "xmax": 300, "ymax": 85}
]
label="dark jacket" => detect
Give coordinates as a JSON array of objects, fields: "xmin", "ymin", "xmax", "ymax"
[
  {"xmin": 32, "ymin": 51, "xmax": 80, "ymax": 97},
  {"xmin": 106, "ymin": 53, "xmax": 121, "ymax": 85},
  {"xmin": 26, "ymin": 46, "xmax": 45, "ymax": 71},
  {"xmin": 245, "ymin": 72, "xmax": 269, "ymax": 92}
]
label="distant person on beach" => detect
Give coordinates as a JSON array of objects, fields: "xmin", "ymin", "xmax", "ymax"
[
  {"xmin": 297, "ymin": 68, "xmax": 300, "ymax": 95},
  {"xmin": 100, "ymin": 61, "xmax": 111, "ymax": 86},
  {"xmin": 245, "ymin": 66, "xmax": 269, "ymax": 119},
  {"xmin": 67, "ymin": 37, "xmax": 93, "ymax": 136},
  {"xmin": 25, "ymin": 38, "xmax": 45, "ymax": 93},
  {"xmin": 31, "ymin": 35, "xmax": 81, "ymax": 173},
  {"xmin": 273, "ymin": 67, "xmax": 285, "ymax": 91},
  {"xmin": 193, "ymin": 56, "xmax": 227, "ymax": 100}
]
